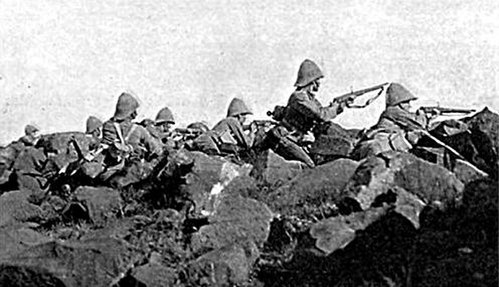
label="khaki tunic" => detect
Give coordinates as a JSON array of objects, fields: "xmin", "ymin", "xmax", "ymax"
[{"xmin": 352, "ymin": 106, "xmax": 428, "ymax": 159}]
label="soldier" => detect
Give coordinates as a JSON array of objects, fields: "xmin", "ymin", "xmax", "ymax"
[
  {"xmin": 19, "ymin": 124, "xmax": 41, "ymax": 147},
  {"xmin": 193, "ymin": 98, "xmax": 256, "ymax": 156},
  {"xmin": 153, "ymin": 107, "xmax": 176, "ymax": 144},
  {"xmin": 351, "ymin": 83, "xmax": 432, "ymax": 160},
  {"xmin": 99, "ymin": 92, "xmax": 163, "ymax": 180},
  {"xmin": 85, "ymin": 116, "xmax": 103, "ymax": 150},
  {"xmin": 266, "ymin": 59, "xmax": 346, "ymax": 167},
  {"xmin": 86, "ymin": 116, "xmax": 103, "ymax": 138}
]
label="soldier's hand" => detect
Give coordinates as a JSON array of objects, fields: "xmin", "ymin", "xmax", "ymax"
[
  {"xmin": 84, "ymin": 153, "xmax": 95, "ymax": 162},
  {"xmin": 249, "ymin": 122, "xmax": 258, "ymax": 133},
  {"xmin": 330, "ymin": 101, "xmax": 346, "ymax": 115}
]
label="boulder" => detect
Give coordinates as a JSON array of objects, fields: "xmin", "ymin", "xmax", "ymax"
[
  {"xmin": 70, "ymin": 186, "xmax": 123, "ymax": 225},
  {"xmin": 453, "ymin": 159, "xmax": 488, "ymax": 184},
  {"xmin": 180, "ymin": 151, "xmax": 252, "ymax": 215},
  {"xmin": 0, "ymin": 264, "xmax": 66, "ymax": 287},
  {"xmin": 0, "ymin": 226, "xmax": 52, "ymax": 259},
  {"xmin": 122, "ymin": 262, "xmax": 177, "ymax": 287},
  {"xmin": 0, "ymin": 238, "xmax": 131, "ymax": 287},
  {"xmin": 462, "ymin": 178, "xmax": 498, "ymax": 244},
  {"xmin": 0, "ymin": 190, "xmax": 44, "ymax": 227},
  {"xmin": 263, "ymin": 158, "xmax": 359, "ymax": 218},
  {"xmin": 12, "ymin": 147, "xmax": 47, "ymax": 196},
  {"xmin": 36, "ymin": 132, "xmax": 91, "ymax": 158},
  {"xmin": 310, "ymin": 122, "xmax": 359, "ymax": 164},
  {"xmin": 251, "ymin": 149, "xmax": 307, "ymax": 187},
  {"xmin": 190, "ymin": 194, "xmax": 273, "ymax": 255},
  {"xmin": 343, "ymin": 152, "xmax": 464, "ymax": 212},
  {"xmin": 186, "ymin": 243, "xmax": 255, "ymax": 286},
  {"xmin": 310, "ymin": 206, "xmax": 388, "ymax": 255}
]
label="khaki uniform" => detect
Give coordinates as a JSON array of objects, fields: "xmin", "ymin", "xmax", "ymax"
[
  {"xmin": 193, "ymin": 117, "xmax": 252, "ymax": 155},
  {"xmin": 270, "ymin": 89, "xmax": 343, "ymax": 167},
  {"xmin": 352, "ymin": 105, "xmax": 428, "ymax": 159},
  {"xmin": 102, "ymin": 119, "xmax": 163, "ymax": 161}
]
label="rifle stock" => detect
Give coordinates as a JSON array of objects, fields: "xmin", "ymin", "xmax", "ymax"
[{"xmin": 243, "ymin": 120, "xmax": 278, "ymax": 130}]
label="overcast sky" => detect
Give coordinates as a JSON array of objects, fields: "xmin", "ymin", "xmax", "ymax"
[{"xmin": 0, "ymin": 0, "xmax": 498, "ymax": 144}]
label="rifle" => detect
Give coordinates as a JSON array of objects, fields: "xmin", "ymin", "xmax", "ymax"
[
  {"xmin": 395, "ymin": 120, "xmax": 489, "ymax": 177},
  {"xmin": 332, "ymin": 82, "xmax": 389, "ymax": 109},
  {"xmin": 171, "ymin": 128, "xmax": 204, "ymax": 141},
  {"xmin": 243, "ymin": 120, "xmax": 278, "ymax": 130},
  {"xmin": 419, "ymin": 106, "xmax": 476, "ymax": 116}
]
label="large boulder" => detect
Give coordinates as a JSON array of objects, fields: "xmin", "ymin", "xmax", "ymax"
[
  {"xmin": 251, "ymin": 149, "xmax": 307, "ymax": 188},
  {"xmin": 0, "ymin": 225, "xmax": 52, "ymax": 259},
  {"xmin": 261, "ymin": 158, "xmax": 359, "ymax": 219},
  {"xmin": 190, "ymin": 194, "xmax": 273, "ymax": 255},
  {"xmin": 186, "ymin": 243, "xmax": 257, "ymax": 287},
  {"xmin": 36, "ymin": 132, "xmax": 91, "ymax": 158},
  {"xmin": 463, "ymin": 107, "xmax": 499, "ymax": 176},
  {"xmin": 342, "ymin": 152, "xmax": 464, "ymax": 226},
  {"xmin": 179, "ymin": 151, "xmax": 252, "ymax": 215},
  {"xmin": 310, "ymin": 206, "xmax": 388, "ymax": 255},
  {"xmin": 461, "ymin": 178, "xmax": 498, "ymax": 245},
  {"xmin": 0, "ymin": 190, "xmax": 45, "ymax": 227},
  {"xmin": 12, "ymin": 147, "xmax": 47, "ymax": 196},
  {"xmin": 0, "ymin": 238, "xmax": 131, "ymax": 287},
  {"xmin": 0, "ymin": 264, "xmax": 66, "ymax": 287},
  {"xmin": 121, "ymin": 262, "xmax": 177, "ymax": 287},
  {"xmin": 310, "ymin": 122, "xmax": 359, "ymax": 164},
  {"xmin": 68, "ymin": 186, "xmax": 123, "ymax": 225}
]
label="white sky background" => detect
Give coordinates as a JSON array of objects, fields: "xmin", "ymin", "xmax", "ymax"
[{"xmin": 0, "ymin": 0, "xmax": 498, "ymax": 145}]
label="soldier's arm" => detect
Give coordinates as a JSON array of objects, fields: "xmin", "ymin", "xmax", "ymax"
[
  {"xmin": 293, "ymin": 93, "xmax": 340, "ymax": 122},
  {"xmin": 101, "ymin": 121, "xmax": 117, "ymax": 145},
  {"xmin": 228, "ymin": 119, "xmax": 253, "ymax": 149},
  {"xmin": 140, "ymin": 127, "xmax": 163, "ymax": 156}
]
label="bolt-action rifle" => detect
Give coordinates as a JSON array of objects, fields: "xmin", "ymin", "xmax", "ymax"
[{"xmin": 332, "ymin": 82, "xmax": 389, "ymax": 108}]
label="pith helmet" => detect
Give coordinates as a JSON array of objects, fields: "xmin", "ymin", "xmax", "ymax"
[
  {"xmin": 114, "ymin": 92, "xmax": 139, "ymax": 120},
  {"xmin": 24, "ymin": 124, "xmax": 39, "ymax": 136},
  {"xmin": 385, "ymin": 83, "xmax": 417, "ymax": 107},
  {"xmin": 155, "ymin": 107, "xmax": 175, "ymax": 124},
  {"xmin": 227, "ymin": 98, "xmax": 252, "ymax": 117},
  {"xmin": 86, "ymin": 116, "xmax": 103, "ymax": 134},
  {"xmin": 294, "ymin": 59, "xmax": 324, "ymax": 88}
]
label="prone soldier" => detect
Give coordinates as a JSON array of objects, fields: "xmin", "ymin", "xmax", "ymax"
[{"xmin": 193, "ymin": 98, "xmax": 257, "ymax": 157}]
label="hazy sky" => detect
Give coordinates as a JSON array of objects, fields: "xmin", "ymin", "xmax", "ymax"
[{"xmin": 0, "ymin": 0, "xmax": 498, "ymax": 144}]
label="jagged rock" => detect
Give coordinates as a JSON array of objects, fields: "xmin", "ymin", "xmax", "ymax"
[
  {"xmin": 71, "ymin": 186, "xmax": 123, "ymax": 225},
  {"xmin": 453, "ymin": 159, "xmax": 488, "ymax": 184},
  {"xmin": 0, "ymin": 264, "xmax": 66, "ymax": 287},
  {"xmin": 310, "ymin": 206, "xmax": 388, "ymax": 255},
  {"xmin": 123, "ymin": 262, "xmax": 177, "ymax": 287},
  {"xmin": 310, "ymin": 122, "xmax": 358, "ymax": 164},
  {"xmin": 462, "ymin": 178, "xmax": 498, "ymax": 244},
  {"xmin": 251, "ymin": 149, "xmax": 307, "ymax": 187},
  {"xmin": 463, "ymin": 107, "xmax": 499, "ymax": 150},
  {"xmin": 0, "ymin": 190, "xmax": 44, "ymax": 227},
  {"xmin": 190, "ymin": 194, "xmax": 273, "ymax": 255},
  {"xmin": 36, "ymin": 132, "xmax": 91, "ymax": 158},
  {"xmin": 343, "ymin": 152, "xmax": 464, "ymax": 213},
  {"xmin": 448, "ymin": 107, "xmax": 499, "ymax": 176},
  {"xmin": 262, "ymin": 158, "xmax": 359, "ymax": 219},
  {"xmin": 391, "ymin": 187, "xmax": 427, "ymax": 229},
  {"xmin": 0, "ymin": 226, "xmax": 52, "ymax": 259},
  {"xmin": 221, "ymin": 175, "xmax": 259, "ymax": 198},
  {"xmin": 186, "ymin": 243, "xmax": 255, "ymax": 286},
  {"xmin": 180, "ymin": 152, "xmax": 252, "ymax": 215},
  {"xmin": 12, "ymin": 147, "xmax": 47, "ymax": 196},
  {"xmin": 0, "ymin": 238, "xmax": 131, "ymax": 287}
]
